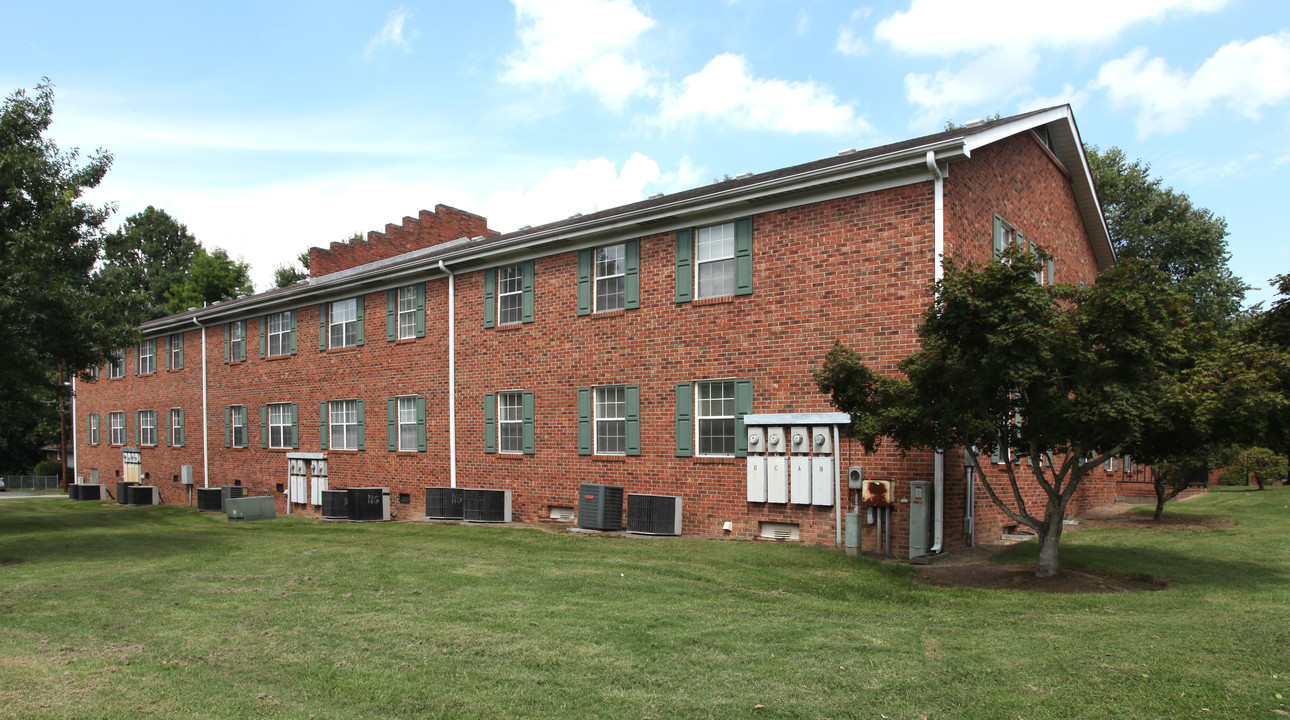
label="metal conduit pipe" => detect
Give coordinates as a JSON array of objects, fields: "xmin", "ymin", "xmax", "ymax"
[
  {"xmin": 438, "ymin": 261, "xmax": 457, "ymax": 488},
  {"xmin": 926, "ymin": 150, "xmax": 947, "ymax": 555},
  {"xmin": 192, "ymin": 315, "xmax": 209, "ymax": 488}
]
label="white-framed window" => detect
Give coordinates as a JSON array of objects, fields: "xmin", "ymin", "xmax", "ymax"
[
  {"xmin": 268, "ymin": 403, "xmax": 292, "ymax": 449},
  {"xmin": 497, "ymin": 264, "xmax": 524, "ymax": 325},
  {"xmin": 397, "ymin": 287, "xmax": 417, "ymax": 340},
  {"xmin": 498, "ymin": 392, "xmax": 524, "ymax": 453},
  {"xmin": 109, "ymin": 412, "xmax": 125, "ymax": 445},
  {"xmin": 594, "ymin": 386, "xmax": 626, "ymax": 455},
  {"xmin": 330, "ymin": 299, "xmax": 357, "ymax": 348},
  {"xmin": 169, "ymin": 409, "xmax": 183, "ymax": 447},
  {"xmin": 138, "ymin": 339, "xmax": 156, "ymax": 374},
  {"xmin": 108, "ymin": 352, "xmax": 125, "ymax": 379},
  {"xmin": 138, "ymin": 410, "xmax": 157, "ymax": 447},
  {"xmin": 329, "ymin": 399, "xmax": 359, "ymax": 451},
  {"xmin": 594, "ymin": 244, "xmax": 625, "ymax": 312},
  {"xmin": 230, "ymin": 322, "xmax": 245, "ymax": 361},
  {"xmin": 1104, "ymin": 456, "xmax": 1115, "ymax": 472},
  {"xmin": 696, "ymin": 380, "xmax": 736, "ymax": 456},
  {"xmin": 230, "ymin": 406, "xmax": 247, "ymax": 448},
  {"xmin": 170, "ymin": 332, "xmax": 183, "ymax": 369},
  {"xmin": 993, "ymin": 214, "xmax": 1018, "ymax": 260},
  {"xmin": 695, "ymin": 222, "xmax": 735, "ymax": 299},
  {"xmin": 397, "ymin": 396, "xmax": 418, "ymax": 451},
  {"xmin": 89, "ymin": 414, "xmax": 99, "ymax": 445},
  {"xmin": 267, "ymin": 311, "xmax": 292, "ymax": 356}
]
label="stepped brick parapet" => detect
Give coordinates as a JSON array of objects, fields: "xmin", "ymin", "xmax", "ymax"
[{"xmin": 309, "ymin": 204, "xmax": 496, "ymax": 278}]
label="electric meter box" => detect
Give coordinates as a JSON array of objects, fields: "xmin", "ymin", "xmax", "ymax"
[
  {"xmin": 746, "ymin": 427, "xmax": 765, "ymax": 454},
  {"xmin": 764, "ymin": 427, "xmax": 785, "ymax": 454},
  {"xmin": 811, "ymin": 457, "xmax": 834, "ymax": 506},
  {"xmin": 766, "ymin": 457, "xmax": 788, "ymax": 504},
  {"xmin": 790, "ymin": 456, "xmax": 812, "ymax": 504},
  {"xmin": 789, "ymin": 426, "xmax": 809, "ymax": 454},
  {"xmin": 747, "ymin": 456, "xmax": 767, "ymax": 503},
  {"xmin": 812, "ymin": 426, "xmax": 833, "ymax": 455},
  {"xmin": 180, "ymin": 465, "xmax": 193, "ymax": 485}
]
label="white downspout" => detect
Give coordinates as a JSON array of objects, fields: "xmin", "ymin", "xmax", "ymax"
[
  {"xmin": 438, "ymin": 261, "xmax": 457, "ymax": 488},
  {"xmin": 926, "ymin": 150, "xmax": 946, "ymax": 554},
  {"xmin": 193, "ymin": 316, "xmax": 209, "ymax": 488},
  {"xmin": 833, "ymin": 425, "xmax": 842, "ymax": 547},
  {"xmin": 71, "ymin": 376, "xmax": 78, "ymax": 482}
]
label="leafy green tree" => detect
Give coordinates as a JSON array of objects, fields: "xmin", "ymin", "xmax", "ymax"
[
  {"xmin": 1217, "ymin": 446, "xmax": 1288, "ymax": 490},
  {"xmin": 816, "ymin": 249, "xmax": 1190, "ymax": 577},
  {"xmin": 273, "ymin": 251, "xmax": 311, "ymax": 288},
  {"xmin": 164, "ymin": 246, "xmax": 253, "ymax": 314},
  {"xmin": 1086, "ymin": 146, "xmax": 1248, "ymax": 327},
  {"xmin": 1252, "ymin": 274, "xmax": 1290, "ymax": 470},
  {"xmin": 99, "ymin": 206, "xmax": 199, "ymax": 320},
  {"xmin": 0, "ymin": 80, "xmax": 139, "ymax": 468}
]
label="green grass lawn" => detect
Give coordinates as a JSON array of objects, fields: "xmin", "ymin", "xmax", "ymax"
[{"xmin": 1, "ymin": 488, "xmax": 1287, "ymax": 719}]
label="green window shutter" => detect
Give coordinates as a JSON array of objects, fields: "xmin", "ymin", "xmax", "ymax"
[
  {"xmin": 521, "ymin": 260, "xmax": 535, "ymax": 324},
  {"xmin": 164, "ymin": 336, "xmax": 170, "ymax": 372},
  {"xmin": 415, "ymin": 283, "xmax": 426, "ymax": 338},
  {"xmin": 577, "ymin": 387, "xmax": 592, "ymax": 455},
  {"xmin": 992, "ymin": 215, "xmax": 1005, "ymax": 259},
  {"xmin": 625, "ymin": 385, "xmax": 641, "ymax": 456},
  {"xmin": 675, "ymin": 383, "xmax": 693, "ymax": 457},
  {"xmin": 319, "ymin": 401, "xmax": 329, "ymax": 450},
  {"xmin": 127, "ymin": 411, "xmax": 134, "ymax": 445},
  {"xmin": 354, "ymin": 296, "xmax": 365, "ymax": 346},
  {"xmin": 521, "ymin": 391, "xmax": 535, "ymax": 454},
  {"xmin": 1047, "ymin": 257, "xmax": 1056, "ymax": 285},
  {"xmin": 261, "ymin": 405, "xmax": 268, "ymax": 449},
  {"xmin": 386, "ymin": 290, "xmax": 397, "ymax": 342},
  {"xmin": 259, "ymin": 316, "xmax": 266, "ymax": 358},
  {"xmin": 87, "ymin": 414, "xmax": 93, "ymax": 444},
  {"xmin": 133, "ymin": 345, "xmax": 139, "ymax": 375},
  {"xmin": 318, "ymin": 304, "xmax": 328, "ymax": 351},
  {"xmin": 734, "ymin": 379, "xmax": 753, "ymax": 457},
  {"xmin": 223, "ymin": 324, "xmax": 230, "ymax": 363},
  {"xmin": 734, "ymin": 216, "xmax": 753, "ymax": 296},
  {"xmin": 576, "ymin": 249, "xmax": 592, "ymax": 316},
  {"xmin": 290, "ymin": 404, "xmax": 299, "ymax": 449},
  {"xmin": 225, "ymin": 407, "xmax": 231, "ymax": 448},
  {"xmin": 177, "ymin": 409, "xmax": 185, "ymax": 447},
  {"xmin": 175, "ymin": 334, "xmax": 183, "ymax": 369},
  {"xmin": 387, "ymin": 398, "xmax": 397, "ymax": 451},
  {"xmin": 675, "ymin": 229, "xmax": 693, "ymax": 303},
  {"xmin": 288, "ymin": 310, "xmax": 297, "ymax": 354},
  {"xmin": 356, "ymin": 399, "xmax": 366, "ymax": 450},
  {"xmin": 415, "ymin": 395, "xmax": 426, "ymax": 452},
  {"xmin": 238, "ymin": 322, "xmax": 247, "ymax": 362},
  {"xmin": 625, "ymin": 238, "xmax": 640, "ymax": 309},
  {"xmin": 164, "ymin": 411, "xmax": 170, "ymax": 447},
  {"xmin": 483, "ymin": 268, "xmax": 496, "ymax": 328},
  {"xmin": 483, "ymin": 393, "xmax": 496, "ymax": 453}
]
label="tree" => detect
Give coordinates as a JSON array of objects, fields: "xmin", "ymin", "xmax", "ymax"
[
  {"xmin": 1217, "ymin": 446, "xmax": 1287, "ymax": 490},
  {"xmin": 99, "ymin": 206, "xmax": 199, "ymax": 320},
  {"xmin": 1252, "ymin": 274, "xmax": 1290, "ymax": 470},
  {"xmin": 1086, "ymin": 146, "xmax": 1248, "ymax": 327},
  {"xmin": 274, "ymin": 250, "xmax": 311, "ymax": 288},
  {"xmin": 816, "ymin": 248, "xmax": 1189, "ymax": 577},
  {"xmin": 163, "ymin": 246, "xmax": 253, "ymax": 314},
  {"xmin": 0, "ymin": 80, "xmax": 139, "ymax": 468}
]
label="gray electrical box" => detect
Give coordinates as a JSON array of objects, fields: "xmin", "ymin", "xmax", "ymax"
[
  {"xmin": 908, "ymin": 480, "xmax": 933, "ymax": 558},
  {"xmin": 789, "ymin": 426, "xmax": 809, "ymax": 454},
  {"xmin": 181, "ymin": 465, "xmax": 193, "ymax": 485},
  {"xmin": 765, "ymin": 427, "xmax": 785, "ymax": 454},
  {"xmin": 227, "ymin": 495, "xmax": 276, "ymax": 522}
]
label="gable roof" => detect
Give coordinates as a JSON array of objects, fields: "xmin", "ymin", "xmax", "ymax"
[{"xmin": 142, "ymin": 104, "xmax": 1111, "ymax": 333}]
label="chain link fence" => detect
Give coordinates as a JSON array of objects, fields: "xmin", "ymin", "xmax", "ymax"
[{"xmin": 1, "ymin": 475, "xmax": 61, "ymax": 491}]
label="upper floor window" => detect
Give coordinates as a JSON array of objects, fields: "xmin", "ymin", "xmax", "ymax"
[
  {"xmin": 330, "ymin": 299, "xmax": 357, "ymax": 348},
  {"xmin": 138, "ymin": 339, "xmax": 156, "ymax": 375},
  {"xmin": 107, "ymin": 351, "xmax": 125, "ymax": 379},
  {"xmin": 168, "ymin": 333, "xmax": 184, "ymax": 370},
  {"xmin": 397, "ymin": 287, "xmax": 417, "ymax": 339},
  {"xmin": 109, "ymin": 411, "xmax": 125, "ymax": 445},
  {"xmin": 578, "ymin": 240, "xmax": 639, "ymax": 316},
  {"xmin": 498, "ymin": 264, "xmax": 524, "ymax": 325},
  {"xmin": 225, "ymin": 321, "xmax": 247, "ymax": 363},
  {"xmin": 266, "ymin": 311, "xmax": 293, "ymax": 357},
  {"xmin": 595, "ymin": 245, "xmax": 625, "ymax": 312},
  {"xmin": 675, "ymin": 218, "xmax": 752, "ymax": 303}
]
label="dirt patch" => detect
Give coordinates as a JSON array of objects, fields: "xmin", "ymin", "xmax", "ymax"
[
  {"xmin": 0, "ymin": 557, "xmax": 23, "ymax": 567},
  {"xmin": 913, "ymin": 546, "xmax": 1168, "ymax": 593}
]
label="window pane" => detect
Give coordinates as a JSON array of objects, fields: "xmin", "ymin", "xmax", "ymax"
[
  {"xmin": 498, "ymin": 265, "xmax": 524, "ymax": 325},
  {"xmin": 696, "ymin": 381, "xmax": 736, "ymax": 456},
  {"xmin": 595, "ymin": 386, "xmax": 626, "ymax": 455},
  {"xmin": 595, "ymin": 276, "xmax": 624, "ymax": 312},
  {"xmin": 398, "ymin": 287, "xmax": 417, "ymax": 339},
  {"xmin": 697, "ymin": 259, "xmax": 733, "ymax": 299},
  {"xmin": 695, "ymin": 223, "xmax": 734, "ymax": 262},
  {"xmin": 330, "ymin": 299, "xmax": 357, "ymax": 348},
  {"xmin": 498, "ymin": 392, "xmax": 523, "ymax": 453},
  {"xmin": 330, "ymin": 400, "xmax": 357, "ymax": 450},
  {"xmin": 398, "ymin": 397, "xmax": 418, "ymax": 451}
]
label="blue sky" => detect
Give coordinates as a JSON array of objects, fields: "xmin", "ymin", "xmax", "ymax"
[{"xmin": 4, "ymin": 0, "xmax": 1287, "ymax": 306}]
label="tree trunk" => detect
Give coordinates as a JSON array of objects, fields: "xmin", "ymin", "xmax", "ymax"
[
  {"xmin": 1035, "ymin": 520, "xmax": 1063, "ymax": 577},
  {"xmin": 1153, "ymin": 474, "xmax": 1167, "ymax": 521}
]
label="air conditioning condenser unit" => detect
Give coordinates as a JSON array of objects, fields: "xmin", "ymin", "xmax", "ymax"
[{"xmin": 626, "ymin": 494, "xmax": 683, "ymax": 536}]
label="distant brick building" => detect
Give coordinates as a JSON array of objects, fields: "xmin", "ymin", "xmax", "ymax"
[{"xmin": 73, "ymin": 105, "xmax": 1127, "ymax": 557}]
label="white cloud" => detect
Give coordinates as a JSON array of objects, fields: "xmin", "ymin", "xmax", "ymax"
[
  {"xmin": 903, "ymin": 47, "xmax": 1038, "ymax": 129},
  {"xmin": 796, "ymin": 11, "xmax": 810, "ymax": 37},
  {"xmin": 657, "ymin": 54, "xmax": 873, "ymax": 136},
  {"xmin": 836, "ymin": 8, "xmax": 871, "ymax": 55},
  {"xmin": 364, "ymin": 7, "xmax": 417, "ymax": 60},
  {"xmin": 1093, "ymin": 32, "xmax": 1290, "ymax": 136},
  {"xmin": 502, "ymin": 0, "xmax": 658, "ymax": 110},
  {"xmin": 480, "ymin": 153, "xmax": 662, "ymax": 230},
  {"xmin": 875, "ymin": 0, "xmax": 1229, "ymax": 56},
  {"xmin": 1017, "ymin": 83, "xmax": 1090, "ymax": 113}
]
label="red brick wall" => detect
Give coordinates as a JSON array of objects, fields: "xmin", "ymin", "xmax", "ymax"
[
  {"xmin": 73, "ymin": 129, "xmax": 1117, "ymax": 556},
  {"xmin": 309, "ymin": 205, "xmax": 496, "ymax": 279}
]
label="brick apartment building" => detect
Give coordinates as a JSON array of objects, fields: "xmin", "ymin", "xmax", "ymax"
[{"xmin": 72, "ymin": 105, "xmax": 1132, "ymax": 557}]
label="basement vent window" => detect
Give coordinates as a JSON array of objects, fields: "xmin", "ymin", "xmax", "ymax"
[
  {"xmin": 758, "ymin": 522, "xmax": 800, "ymax": 541},
  {"xmin": 550, "ymin": 506, "xmax": 575, "ymax": 522}
]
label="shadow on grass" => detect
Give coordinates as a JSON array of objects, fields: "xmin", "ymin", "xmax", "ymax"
[{"xmin": 995, "ymin": 540, "xmax": 1286, "ymax": 590}]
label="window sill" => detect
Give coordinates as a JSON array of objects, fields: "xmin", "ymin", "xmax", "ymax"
[
  {"xmin": 592, "ymin": 455, "xmax": 627, "ymax": 462},
  {"xmin": 393, "ymin": 337, "xmax": 421, "ymax": 344},
  {"xmin": 695, "ymin": 456, "xmax": 736, "ymax": 464},
  {"xmin": 264, "ymin": 354, "xmax": 293, "ymax": 362},
  {"xmin": 393, "ymin": 450, "xmax": 424, "ymax": 455},
  {"xmin": 493, "ymin": 323, "xmax": 524, "ymax": 332},
  {"xmin": 327, "ymin": 449, "xmax": 362, "ymax": 454},
  {"xmin": 323, "ymin": 346, "xmax": 361, "ymax": 355},
  {"xmin": 588, "ymin": 309, "xmax": 627, "ymax": 320},
  {"xmin": 495, "ymin": 452, "xmax": 530, "ymax": 459},
  {"xmin": 691, "ymin": 295, "xmax": 735, "ymax": 306}
]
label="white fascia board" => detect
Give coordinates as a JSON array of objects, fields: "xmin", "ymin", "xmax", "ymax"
[{"xmin": 743, "ymin": 412, "xmax": 851, "ymax": 426}]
